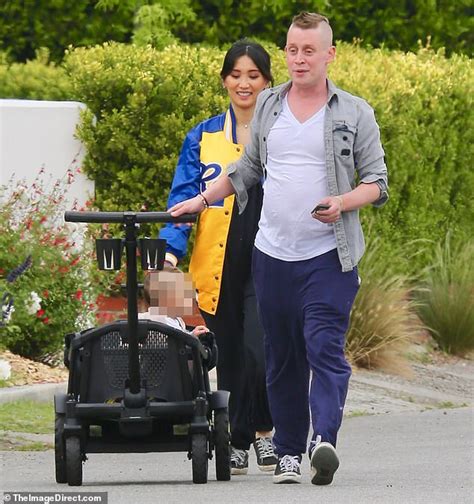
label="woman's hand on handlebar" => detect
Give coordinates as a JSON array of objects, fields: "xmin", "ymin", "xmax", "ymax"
[{"xmin": 169, "ymin": 195, "xmax": 205, "ymax": 217}]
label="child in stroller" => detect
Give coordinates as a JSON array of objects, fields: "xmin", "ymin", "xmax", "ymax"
[{"xmin": 139, "ymin": 270, "xmax": 208, "ymax": 337}]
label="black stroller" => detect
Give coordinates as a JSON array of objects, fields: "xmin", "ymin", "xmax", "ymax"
[{"xmin": 54, "ymin": 211, "xmax": 231, "ymax": 486}]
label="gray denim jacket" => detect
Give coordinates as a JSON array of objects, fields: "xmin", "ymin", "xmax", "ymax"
[{"xmin": 227, "ymin": 79, "xmax": 389, "ymax": 272}]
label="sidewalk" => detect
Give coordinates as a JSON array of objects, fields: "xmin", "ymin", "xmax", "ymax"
[{"xmin": 0, "ymin": 382, "xmax": 67, "ymax": 405}]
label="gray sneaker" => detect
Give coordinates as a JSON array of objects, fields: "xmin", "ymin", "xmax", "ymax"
[
  {"xmin": 309, "ymin": 436, "xmax": 339, "ymax": 485},
  {"xmin": 253, "ymin": 437, "xmax": 278, "ymax": 472},
  {"xmin": 230, "ymin": 446, "xmax": 249, "ymax": 475}
]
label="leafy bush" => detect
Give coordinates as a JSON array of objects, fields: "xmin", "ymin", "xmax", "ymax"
[
  {"xmin": 415, "ymin": 235, "xmax": 474, "ymax": 355},
  {"xmin": 0, "ymin": 169, "xmax": 99, "ymax": 359},
  {"xmin": 0, "ymin": 49, "xmax": 73, "ymax": 100},
  {"xmin": 329, "ymin": 44, "xmax": 474, "ymax": 276},
  {"xmin": 63, "ymin": 43, "xmax": 229, "ymax": 219}
]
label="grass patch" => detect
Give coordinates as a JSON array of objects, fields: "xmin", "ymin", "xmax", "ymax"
[
  {"xmin": 415, "ymin": 236, "xmax": 474, "ymax": 355},
  {"xmin": 0, "ymin": 379, "xmax": 9, "ymax": 388},
  {"xmin": 345, "ymin": 410, "xmax": 371, "ymax": 418},
  {"xmin": 346, "ymin": 236, "xmax": 422, "ymax": 371},
  {"xmin": 0, "ymin": 400, "xmax": 53, "ymax": 434},
  {"xmin": 0, "ymin": 432, "xmax": 52, "ymax": 451},
  {"xmin": 436, "ymin": 401, "xmax": 468, "ymax": 410}
]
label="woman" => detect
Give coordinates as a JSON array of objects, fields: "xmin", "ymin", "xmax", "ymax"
[{"xmin": 160, "ymin": 40, "xmax": 276, "ymax": 475}]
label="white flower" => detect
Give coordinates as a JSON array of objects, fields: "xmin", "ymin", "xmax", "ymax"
[
  {"xmin": 26, "ymin": 291, "xmax": 42, "ymax": 315},
  {"xmin": 0, "ymin": 359, "xmax": 11, "ymax": 380}
]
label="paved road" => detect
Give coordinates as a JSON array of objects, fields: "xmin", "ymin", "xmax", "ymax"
[{"xmin": 1, "ymin": 407, "xmax": 472, "ymax": 504}]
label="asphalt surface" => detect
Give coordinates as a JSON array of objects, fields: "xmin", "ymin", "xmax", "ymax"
[
  {"xmin": 1, "ymin": 407, "xmax": 472, "ymax": 504},
  {"xmin": 1, "ymin": 359, "xmax": 473, "ymax": 503}
]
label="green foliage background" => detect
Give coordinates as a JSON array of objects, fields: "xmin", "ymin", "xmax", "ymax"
[
  {"xmin": 0, "ymin": 1, "xmax": 472, "ymax": 62},
  {"xmin": 0, "ymin": 41, "xmax": 472, "ymax": 277},
  {"xmin": 0, "ymin": 0, "xmax": 133, "ymax": 62},
  {"xmin": 185, "ymin": 0, "xmax": 473, "ymax": 56}
]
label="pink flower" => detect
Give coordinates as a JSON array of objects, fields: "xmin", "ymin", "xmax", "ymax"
[{"xmin": 75, "ymin": 290, "xmax": 83, "ymax": 300}]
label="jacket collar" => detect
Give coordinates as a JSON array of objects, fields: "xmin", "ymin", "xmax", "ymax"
[
  {"xmin": 272, "ymin": 78, "xmax": 339, "ymax": 104},
  {"xmin": 224, "ymin": 105, "xmax": 235, "ymax": 143}
]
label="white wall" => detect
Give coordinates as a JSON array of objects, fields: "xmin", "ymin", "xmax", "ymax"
[{"xmin": 0, "ymin": 99, "xmax": 94, "ymax": 208}]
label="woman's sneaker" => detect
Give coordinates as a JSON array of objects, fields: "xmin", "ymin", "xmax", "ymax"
[
  {"xmin": 253, "ymin": 437, "xmax": 278, "ymax": 472},
  {"xmin": 230, "ymin": 446, "xmax": 249, "ymax": 475},
  {"xmin": 309, "ymin": 437, "xmax": 340, "ymax": 485},
  {"xmin": 273, "ymin": 455, "xmax": 302, "ymax": 484}
]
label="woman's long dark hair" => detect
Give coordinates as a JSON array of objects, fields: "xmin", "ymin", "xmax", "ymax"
[{"xmin": 220, "ymin": 39, "xmax": 273, "ymax": 84}]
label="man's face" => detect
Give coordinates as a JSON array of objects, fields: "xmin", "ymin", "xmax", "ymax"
[{"xmin": 285, "ymin": 25, "xmax": 335, "ymax": 90}]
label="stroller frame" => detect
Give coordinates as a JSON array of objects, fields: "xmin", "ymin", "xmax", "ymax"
[{"xmin": 54, "ymin": 211, "xmax": 230, "ymax": 486}]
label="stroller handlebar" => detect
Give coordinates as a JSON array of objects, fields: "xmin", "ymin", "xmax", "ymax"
[{"xmin": 64, "ymin": 210, "xmax": 198, "ymax": 224}]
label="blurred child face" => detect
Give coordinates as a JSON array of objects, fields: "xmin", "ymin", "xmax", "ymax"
[{"xmin": 148, "ymin": 271, "xmax": 195, "ymax": 317}]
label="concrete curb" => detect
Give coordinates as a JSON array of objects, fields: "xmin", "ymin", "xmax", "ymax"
[
  {"xmin": 0, "ymin": 371, "xmax": 218, "ymax": 404},
  {"xmin": 0, "ymin": 382, "xmax": 67, "ymax": 404}
]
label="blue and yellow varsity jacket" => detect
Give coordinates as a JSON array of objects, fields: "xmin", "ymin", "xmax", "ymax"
[{"xmin": 160, "ymin": 107, "xmax": 249, "ymax": 314}]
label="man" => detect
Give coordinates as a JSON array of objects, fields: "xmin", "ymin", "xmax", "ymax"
[{"xmin": 169, "ymin": 11, "xmax": 388, "ymax": 486}]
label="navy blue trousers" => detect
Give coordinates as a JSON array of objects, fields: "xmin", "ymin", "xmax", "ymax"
[{"xmin": 252, "ymin": 247, "xmax": 359, "ymax": 456}]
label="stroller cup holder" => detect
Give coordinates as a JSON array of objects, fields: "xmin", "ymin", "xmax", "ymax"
[
  {"xmin": 138, "ymin": 238, "xmax": 166, "ymax": 270},
  {"xmin": 95, "ymin": 239, "xmax": 123, "ymax": 270}
]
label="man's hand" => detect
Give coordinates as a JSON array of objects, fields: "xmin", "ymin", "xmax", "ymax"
[{"xmin": 311, "ymin": 195, "xmax": 344, "ymax": 224}]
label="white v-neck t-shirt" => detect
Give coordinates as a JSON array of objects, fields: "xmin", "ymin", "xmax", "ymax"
[{"xmin": 254, "ymin": 95, "xmax": 336, "ymax": 261}]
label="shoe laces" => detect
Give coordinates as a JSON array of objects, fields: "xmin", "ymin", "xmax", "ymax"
[
  {"xmin": 255, "ymin": 437, "xmax": 275, "ymax": 458},
  {"xmin": 309, "ymin": 434, "xmax": 322, "ymax": 457},
  {"xmin": 231, "ymin": 447, "xmax": 247, "ymax": 464},
  {"xmin": 278, "ymin": 455, "xmax": 300, "ymax": 472}
]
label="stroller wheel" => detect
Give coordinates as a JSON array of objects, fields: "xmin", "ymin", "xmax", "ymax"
[
  {"xmin": 191, "ymin": 433, "xmax": 208, "ymax": 484},
  {"xmin": 213, "ymin": 409, "xmax": 231, "ymax": 481},
  {"xmin": 54, "ymin": 413, "xmax": 67, "ymax": 483},
  {"xmin": 66, "ymin": 436, "xmax": 83, "ymax": 486}
]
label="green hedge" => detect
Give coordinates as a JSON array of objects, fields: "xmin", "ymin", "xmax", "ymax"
[
  {"xmin": 64, "ymin": 43, "xmax": 230, "ymax": 214},
  {"xmin": 0, "ymin": 42, "xmax": 472, "ymax": 276},
  {"xmin": 0, "ymin": 49, "xmax": 73, "ymax": 100},
  {"xmin": 329, "ymin": 44, "xmax": 474, "ymax": 273}
]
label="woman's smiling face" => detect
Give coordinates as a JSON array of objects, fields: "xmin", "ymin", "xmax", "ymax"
[{"xmin": 223, "ymin": 55, "xmax": 269, "ymax": 111}]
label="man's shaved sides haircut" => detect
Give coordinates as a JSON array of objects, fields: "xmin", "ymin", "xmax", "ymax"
[{"xmin": 289, "ymin": 11, "xmax": 333, "ymax": 47}]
